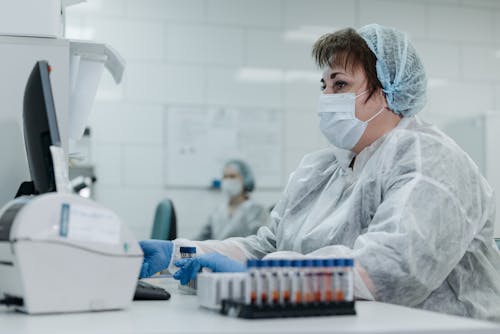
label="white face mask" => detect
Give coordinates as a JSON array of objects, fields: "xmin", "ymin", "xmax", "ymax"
[
  {"xmin": 318, "ymin": 91, "xmax": 385, "ymax": 150},
  {"xmin": 221, "ymin": 179, "xmax": 243, "ymax": 199}
]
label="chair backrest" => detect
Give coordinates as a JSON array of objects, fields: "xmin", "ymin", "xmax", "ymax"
[
  {"xmin": 151, "ymin": 198, "xmax": 177, "ymax": 240},
  {"xmin": 495, "ymin": 238, "xmax": 500, "ymax": 251}
]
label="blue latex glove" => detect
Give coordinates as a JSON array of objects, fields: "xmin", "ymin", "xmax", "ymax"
[
  {"xmin": 139, "ymin": 240, "xmax": 173, "ymax": 278},
  {"xmin": 173, "ymin": 253, "xmax": 246, "ymax": 285}
]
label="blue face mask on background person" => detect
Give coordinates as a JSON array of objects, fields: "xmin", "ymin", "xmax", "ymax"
[{"xmin": 318, "ymin": 90, "xmax": 385, "ymax": 150}]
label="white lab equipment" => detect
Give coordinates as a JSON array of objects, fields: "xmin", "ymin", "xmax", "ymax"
[
  {"xmin": 68, "ymin": 40, "xmax": 125, "ymax": 140},
  {"xmin": 0, "ymin": 192, "xmax": 143, "ymax": 314},
  {"xmin": 0, "ymin": 0, "xmax": 126, "ymax": 207}
]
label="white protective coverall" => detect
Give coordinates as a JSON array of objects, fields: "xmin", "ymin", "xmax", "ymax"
[
  {"xmin": 172, "ymin": 116, "xmax": 500, "ymax": 320},
  {"xmin": 195, "ymin": 199, "xmax": 269, "ymax": 240}
]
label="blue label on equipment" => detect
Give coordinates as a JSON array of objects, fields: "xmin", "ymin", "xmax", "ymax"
[{"xmin": 60, "ymin": 203, "xmax": 70, "ymax": 237}]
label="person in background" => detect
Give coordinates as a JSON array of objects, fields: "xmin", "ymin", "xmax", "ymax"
[
  {"xmin": 138, "ymin": 24, "xmax": 500, "ymax": 321},
  {"xmin": 194, "ymin": 159, "xmax": 269, "ymax": 240}
]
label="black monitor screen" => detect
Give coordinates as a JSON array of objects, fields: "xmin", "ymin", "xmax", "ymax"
[{"xmin": 23, "ymin": 60, "xmax": 61, "ymax": 194}]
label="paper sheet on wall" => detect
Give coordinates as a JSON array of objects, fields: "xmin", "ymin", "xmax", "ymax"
[{"xmin": 165, "ymin": 107, "xmax": 283, "ymax": 188}]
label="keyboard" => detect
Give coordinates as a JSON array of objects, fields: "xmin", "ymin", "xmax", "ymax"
[{"xmin": 133, "ymin": 280, "xmax": 171, "ymax": 301}]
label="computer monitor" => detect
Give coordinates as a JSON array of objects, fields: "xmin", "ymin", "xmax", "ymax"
[{"xmin": 21, "ymin": 60, "xmax": 60, "ymax": 195}]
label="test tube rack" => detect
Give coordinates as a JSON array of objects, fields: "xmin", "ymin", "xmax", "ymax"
[
  {"xmin": 197, "ymin": 258, "xmax": 357, "ymax": 319},
  {"xmin": 220, "ymin": 300, "xmax": 356, "ymax": 319}
]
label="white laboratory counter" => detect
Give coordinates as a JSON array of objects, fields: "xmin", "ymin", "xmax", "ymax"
[{"xmin": 1, "ymin": 278, "xmax": 499, "ymax": 334}]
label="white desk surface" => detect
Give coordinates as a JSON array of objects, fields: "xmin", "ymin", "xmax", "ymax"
[{"xmin": 1, "ymin": 278, "xmax": 499, "ymax": 334}]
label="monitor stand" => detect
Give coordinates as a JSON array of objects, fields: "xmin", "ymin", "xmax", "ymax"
[{"xmin": 15, "ymin": 181, "xmax": 37, "ymax": 198}]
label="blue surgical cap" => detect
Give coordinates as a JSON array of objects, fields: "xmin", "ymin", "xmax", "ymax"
[
  {"xmin": 224, "ymin": 159, "xmax": 255, "ymax": 192},
  {"xmin": 357, "ymin": 24, "xmax": 427, "ymax": 117}
]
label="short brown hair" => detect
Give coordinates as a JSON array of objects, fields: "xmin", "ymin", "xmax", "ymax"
[{"xmin": 312, "ymin": 28, "xmax": 381, "ymax": 101}]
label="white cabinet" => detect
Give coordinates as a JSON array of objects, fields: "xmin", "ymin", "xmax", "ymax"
[{"xmin": 0, "ymin": 0, "xmax": 62, "ymax": 38}]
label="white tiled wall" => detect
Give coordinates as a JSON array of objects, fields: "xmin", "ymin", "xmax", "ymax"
[
  {"xmin": 126, "ymin": 63, "xmax": 205, "ymax": 104},
  {"xmin": 166, "ymin": 24, "xmax": 244, "ymax": 65},
  {"xmin": 462, "ymin": 45, "xmax": 500, "ymax": 81},
  {"xmin": 90, "ymin": 103, "xmax": 164, "ymax": 144},
  {"xmin": 206, "ymin": 0, "xmax": 282, "ymax": 27},
  {"xmin": 412, "ymin": 41, "xmax": 460, "ymax": 79},
  {"xmin": 496, "ymin": 85, "xmax": 500, "ymax": 108},
  {"xmin": 426, "ymin": 83, "xmax": 495, "ymax": 118},
  {"xmin": 126, "ymin": 0, "xmax": 205, "ymax": 21},
  {"xmin": 246, "ymin": 29, "xmax": 287, "ymax": 68},
  {"xmin": 66, "ymin": 0, "xmax": 500, "ymax": 239},
  {"xmin": 359, "ymin": 0, "xmax": 427, "ymax": 39},
  {"xmin": 428, "ymin": 6, "xmax": 493, "ymax": 42},
  {"xmin": 283, "ymin": 0, "xmax": 356, "ymax": 28},
  {"xmin": 92, "ymin": 144, "xmax": 122, "ymax": 185},
  {"xmin": 206, "ymin": 67, "xmax": 284, "ymax": 107},
  {"xmin": 87, "ymin": 18, "xmax": 165, "ymax": 60}
]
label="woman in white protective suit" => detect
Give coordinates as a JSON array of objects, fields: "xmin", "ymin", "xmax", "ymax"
[
  {"xmin": 194, "ymin": 159, "xmax": 270, "ymax": 240},
  {"xmin": 138, "ymin": 24, "xmax": 500, "ymax": 320}
]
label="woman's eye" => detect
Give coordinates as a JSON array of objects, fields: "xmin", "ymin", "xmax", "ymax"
[
  {"xmin": 335, "ymin": 81, "xmax": 347, "ymax": 89},
  {"xmin": 320, "ymin": 79, "xmax": 346, "ymax": 91}
]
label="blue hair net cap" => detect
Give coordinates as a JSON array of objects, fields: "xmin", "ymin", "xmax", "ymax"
[
  {"xmin": 357, "ymin": 24, "xmax": 427, "ymax": 117},
  {"xmin": 224, "ymin": 159, "xmax": 255, "ymax": 192}
]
